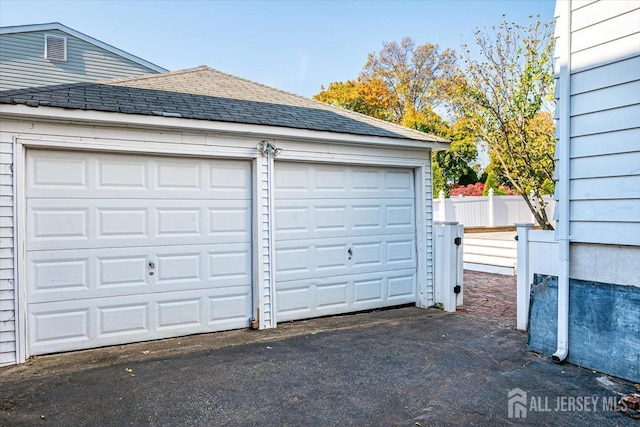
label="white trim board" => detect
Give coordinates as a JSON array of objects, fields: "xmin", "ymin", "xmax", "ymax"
[{"xmin": 0, "ymin": 105, "xmax": 450, "ymax": 151}]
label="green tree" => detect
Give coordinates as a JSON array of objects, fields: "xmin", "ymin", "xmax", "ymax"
[
  {"xmin": 313, "ymin": 79, "xmax": 396, "ymax": 121},
  {"xmin": 359, "ymin": 36, "xmax": 456, "ymax": 122},
  {"xmin": 446, "ymin": 17, "xmax": 556, "ymax": 229},
  {"xmin": 401, "ymin": 109, "xmax": 479, "ymax": 190},
  {"xmin": 432, "ymin": 160, "xmax": 448, "ymax": 197},
  {"xmin": 313, "ymin": 37, "xmax": 478, "ymax": 198},
  {"xmin": 482, "ymin": 171, "xmax": 509, "ymax": 195},
  {"xmin": 438, "ymin": 118, "xmax": 479, "ymax": 186}
]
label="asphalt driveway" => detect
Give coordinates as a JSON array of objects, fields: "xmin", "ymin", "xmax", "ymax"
[{"xmin": 1, "ymin": 304, "xmax": 637, "ymax": 426}]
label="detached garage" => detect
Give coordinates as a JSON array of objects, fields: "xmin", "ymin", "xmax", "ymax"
[{"xmin": 0, "ymin": 66, "xmax": 448, "ymax": 365}]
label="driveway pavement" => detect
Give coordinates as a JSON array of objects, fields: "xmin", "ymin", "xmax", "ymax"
[{"xmin": 1, "ymin": 280, "xmax": 638, "ymax": 426}]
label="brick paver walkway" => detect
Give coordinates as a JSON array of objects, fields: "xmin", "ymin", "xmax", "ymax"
[{"xmin": 456, "ymin": 270, "xmax": 517, "ymax": 328}]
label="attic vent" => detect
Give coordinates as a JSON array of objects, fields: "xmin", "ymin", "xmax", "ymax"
[{"xmin": 44, "ymin": 34, "xmax": 67, "ymax": 61}]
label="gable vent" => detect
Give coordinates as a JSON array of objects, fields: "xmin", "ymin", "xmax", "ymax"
[{"xmin": 44, "ymin": 34, "xmax": 67, "ymax": 61}]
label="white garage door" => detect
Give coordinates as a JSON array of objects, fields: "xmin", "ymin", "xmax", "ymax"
[
  {"xmin": 274, "ymin": 163, "xmax": 417, "ymax": 321},
  {"xmin": 26, "ymin": 150, "xmax": 252, "ymax": 355}
]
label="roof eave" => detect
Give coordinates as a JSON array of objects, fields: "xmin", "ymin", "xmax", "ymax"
[{"xmin": 0, "ymin": 104, "xmax": 450, "ymax": 150}]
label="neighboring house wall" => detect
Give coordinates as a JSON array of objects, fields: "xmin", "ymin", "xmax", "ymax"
[
  {"xmin": 526, "ymin": 0, "xmax": 640, "ymax": 383},
  {"xmin": 0, "ymin": 25, "xmax": 165, "ymax": 91}
]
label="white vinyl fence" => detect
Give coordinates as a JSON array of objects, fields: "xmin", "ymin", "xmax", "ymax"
[
  {"xmin": 433, "ymin": 190, "xmax": 555, "ymax": 228},
  {"xmin": 515, "ymin": 224, "xmax": 559, "ymax": 330},
  {"xmin": 433, "ymin": 222, "xmax": 464, "ymax": 312}
]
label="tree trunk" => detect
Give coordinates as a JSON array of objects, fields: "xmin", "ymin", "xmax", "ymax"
[{"xmin": 520, "ymin": 192, "xmax": 554, "ymax": 230}]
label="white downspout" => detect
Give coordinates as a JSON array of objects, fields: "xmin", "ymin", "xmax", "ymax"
[{"xmin": 553, "ymin": 0, "xmax": 572, "ymax": 363}]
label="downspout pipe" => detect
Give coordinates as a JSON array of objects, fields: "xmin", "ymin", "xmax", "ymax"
[{"xmin": 553, "ymin": 0, "xmax": 572, "ymax": 363}]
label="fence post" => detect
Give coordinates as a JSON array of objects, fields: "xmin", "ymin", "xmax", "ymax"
[
  {"xmin": 488, "ymin": 188, "xmax": 495, "ymax": 227},
  {"xmin": 515, "ymin": 223, "xmax": 534, "ymax": 330},
  {"xmin": 454, "ymin": 223, "xmax": 464, "ymax": 307},
  {"xmin": 434, "ymin": 221, "xmax": 464, "ymax": 312},
  {"xmin": 436, "ymin": 190, "xmax": 446, "ymax": 221}
]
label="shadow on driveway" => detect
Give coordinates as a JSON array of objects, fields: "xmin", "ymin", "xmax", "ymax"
[{"xmin": 1, "ymin": 306, "xmax": 636, "ymax": 425}]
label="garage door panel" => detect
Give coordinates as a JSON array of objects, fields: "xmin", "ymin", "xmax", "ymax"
[
  {"xmin": 29, "ymin": 207, "xmax": 90, "ymax": 244},
  {"xmin": 384, "ymin": 169, "xmax": 414, "ymax": 193},
  {"xmin": 28, "ymin": 199, "xmax": 251, "ymax": 250},
  {"xmin": 30, "ymin": 306, "xmax": 90, "ymax": 347},
  {"xmin": 98, "ymin": 303, "xmax": 150, "ymax": 338},
  {"xmin": 351, "ymin": 242, "xmax": 383, "ymax": 267},
  {"xmin": 354, "ymin": 278, "xmax": 384, "ymax": 303},
  {"xmin": 275, "ymin": 234, "xmax": 416, "ymax": 283},
  {"xmin": 28, "ymin": 243, "xmax": 251, "ymax": 303},
  {"xmin": 27, "ymin": 150, "xmax": 251, "ymax": 200},
  {"xmin": 28, "ymin": 286, "xmax": 252, "ymax": 355},
  {"xmin": 388, "ymin": 274, "xmax": 417, "ymax": 298},
  {"xmin": 276, "ymin": 269, "xmax": 416, "ymax": 322},
  {"xmin": 316, "ymin": 282, "xmax": 349, "ymax": 309},
  {"xmin": 275, "ymin": 199, "xmax": 415, "ymax": 241},
  {"xmin": 97, "ymin": 157, "xmax": 148, "ymax": 189},
  {"xmin": 386, "ymin": 204, "xmax": 415, "ymax": 228},
  {"xmin": 275, "ymin": 163, "xmax": 413, "ymax": 200},
  {"xmin": 28, "ymin": 153, "xmax": 89, "ymax": 191}
]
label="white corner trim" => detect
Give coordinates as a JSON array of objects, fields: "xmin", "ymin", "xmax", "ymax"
[
  {"xmin": 266, "ymin": 153, "xmax": 277, "ymax": 328},
  {"xmin": 12, "ymin": 138, "xmax": 28, "ymax": 363},
  {"xmin": 251, "ymin": 157, "xmax": 263, "ymax": 329}
]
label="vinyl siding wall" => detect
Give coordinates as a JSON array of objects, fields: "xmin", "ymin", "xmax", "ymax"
[
  {"xmin": 0, "ymin": 138, "xmax": 14, "ymax": 365},
  {"xmin": 554, "ymin": 0, "xmax": 640, "ymax": 248},
  {"xmin": 260, "ymin": 157, "xmax": 274, "ymax": 328},
  {"xmin": 0, "ymin": 29, "xmax": 158, "ymax": 91},
  {"xmin": 0, "ymin": 115, "xmax": 435, "ymax": 365},
  {"xmin": 423, "ymin": 161, "xmax": 435, "ymax": 305}
]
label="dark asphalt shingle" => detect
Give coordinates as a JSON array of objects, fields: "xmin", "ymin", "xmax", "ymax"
[{"xmin": 0, "ymin": 66, "xmax": 447, "ymax": 144}]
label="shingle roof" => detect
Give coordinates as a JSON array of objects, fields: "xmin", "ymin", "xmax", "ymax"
[{"xmin": 0, "ymin": 65, "xmax": 447, "ymax": 144}]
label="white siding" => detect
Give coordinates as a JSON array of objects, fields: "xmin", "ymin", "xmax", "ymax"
[
  {"xmin": 571, "ymin": 0, "xmax": 640, "ymax": 29},
  {"xmin": 423, "ymin": 161, "xmax": 434, "ymax": 305},
  {"xmin": 260, "ymin": 157, "xmax": 273, "ymax": 328},
  {"xmin": 555, "ymin": 0, "xmax": 640, "ymax": 247},
  {"xmin": 0, "ymin": 136, "xmax": 14, "ymax": 365},
  {"xmin": 571, "ymin": 8, "xmax": 640, "ymax": 53},
  {"xmin": 0, "ymin": 29, "xmax": 159, "ymax": 91},
  {"xmin": 571, "ymin": 56, "xmax": 640, "ymax": 95}
]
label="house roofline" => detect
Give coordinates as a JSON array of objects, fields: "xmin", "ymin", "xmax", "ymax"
[
  {"xmin": 0, "ymin": 22, "xmax": 168, "ymax": 73},
  {"xmin": 0, "ymin": 103, "xmax": 450, "ymax": 151}
]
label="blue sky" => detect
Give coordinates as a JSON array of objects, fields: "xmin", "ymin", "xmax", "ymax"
[{"xmin": 0, "ymin": 0, "xmax": 555, "ymax": 98}]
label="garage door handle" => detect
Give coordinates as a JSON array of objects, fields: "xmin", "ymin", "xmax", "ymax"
[{"xmin": 347, "ymin": 248, "xmax": 353, "ymax": 260}]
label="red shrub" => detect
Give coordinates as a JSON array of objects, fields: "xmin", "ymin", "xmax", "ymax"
[{"xmin": 450, "ymin": 182, "xmax": 485, "ymax": 196}]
